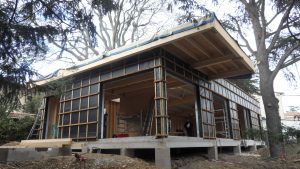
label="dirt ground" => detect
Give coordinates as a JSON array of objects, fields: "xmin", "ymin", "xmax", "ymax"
[
  {"xmin": 0, "ymin": 153, "xmax": 158, "ymax": 169},
  {"xmin": 172, "ymin": 145, "xmax": 300, "ymax": 169},
  {"xmin": 1, "ymin": 145, "xmax": 300, "ymax": 169}
]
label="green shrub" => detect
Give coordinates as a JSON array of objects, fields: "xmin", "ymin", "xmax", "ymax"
[{"xmin": 0, "ymin": 116, "xmax": 34, "ymax": 144}]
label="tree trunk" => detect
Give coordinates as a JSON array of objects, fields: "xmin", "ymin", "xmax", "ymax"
[{"xmin": 259, "ymin": 66, "xmax": 284, "ymax": 158}]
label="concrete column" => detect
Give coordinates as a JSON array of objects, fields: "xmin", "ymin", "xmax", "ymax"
[
  {"xmin": 249, "ymin": 144, "xmax": 257, "ymax": 152},
  {"xmin": 208, "ymin": 145, "xmax": 218, "ymax": 160},
  {"xmin": 155, "ymin": 148, "xmax": 171, "ymax": 169},
  {"xmin": 120, "ymin": 148, "xmax": 135, "ymax": 157},
  {"xmin": 233, "ymin": 145, "xmax": 241, "ymax": 155}
]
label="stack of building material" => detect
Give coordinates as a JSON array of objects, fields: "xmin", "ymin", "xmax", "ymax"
[{"xmin": 0, "ymin": 139, "xmax": 72, "ymax": 162}]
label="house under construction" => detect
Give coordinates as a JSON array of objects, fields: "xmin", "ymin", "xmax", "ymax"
[{"xmin": 33, "ymin": 14, "xmax": 264, "ymax": 169}]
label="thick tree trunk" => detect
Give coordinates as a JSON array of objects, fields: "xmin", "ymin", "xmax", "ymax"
[{"xmin": 259, "ymin": 66, "xmax": 284, "ymax": 158}]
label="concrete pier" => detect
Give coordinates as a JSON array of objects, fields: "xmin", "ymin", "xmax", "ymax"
[
  {"xmin": 120, "ymin": 148, "xmax": 135, "ymax": 157},
  {"xmin": 155, "ymin": 148, "xmax": 171, "ymax": 169}
]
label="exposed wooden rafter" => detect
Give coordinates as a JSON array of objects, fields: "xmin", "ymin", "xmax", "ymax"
[
  {"xmin": 198, "ymin": 34, "xmax": 224, "ymax": 56},
  {"xmin": 172, "ymin": 41, "xmax": 199, "ymax": 61},
  {"xmin": 184, "ymin": 38, "xmax": 211, "ymax": 58},
  {"xmin": 192, "ymin": 56, "xmax": 239, "ymax": 69},
  {"xmin": 208, "ymin": 69, "xmax": 251, "ymax": 80}
]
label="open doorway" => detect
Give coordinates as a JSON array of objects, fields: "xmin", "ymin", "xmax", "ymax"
[
  {"xmin": 44, "ymin": 96, "xmax": 60, "ymax": 139},
  {"xmin": 103, "ymin": 71, "xmax": 155, "ymax": 138},
  {"xmin": 237, "ymin": 105, "xmax": 251, "ymax": 139},
  {"xmin": 167, "ymin": 75, "xmax": 197, "ymax": 137},
  {"xmin": 212, "ymin": 94, "xmax": 230, "ymax": 138}
]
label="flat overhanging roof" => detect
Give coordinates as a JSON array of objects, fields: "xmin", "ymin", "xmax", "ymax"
[{"xmin": 36, "ymin": 14, "xmax": 254, "ymax": 85}]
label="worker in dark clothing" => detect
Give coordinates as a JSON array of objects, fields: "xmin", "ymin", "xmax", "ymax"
[{"xmin": 184, "ymin": 120, "xmax": 194, "ymax": 136}]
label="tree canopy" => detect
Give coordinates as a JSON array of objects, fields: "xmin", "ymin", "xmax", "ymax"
[{"xmin": 0, "ymin": 0, "xmax": 116, "ymax": 115}]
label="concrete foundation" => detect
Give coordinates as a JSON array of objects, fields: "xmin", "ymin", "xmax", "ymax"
[
  {"xmin": 0, "ymin": 146, "xmax": 71, "ymax": 162},
  {"xmin": 155, "ymin": 148, "xmax": 171, "ymax": 169},
  {"xmin": 249, "ymin": 144, "xmax": 257, "ymax": 152},
  {"xmin": 233, "ymin": 145, "xmax": 241, "ymax": 155},
  {"xmin": 85, "ymin": 136, "xmax": 265, "ymax": 169},
  {"xmin": 120, "ymin": 148, "xmax": 135, "ymax": 157},
  {"xmin": 208, "ymin": 145, "xmax": 218, "ymax": 160}
]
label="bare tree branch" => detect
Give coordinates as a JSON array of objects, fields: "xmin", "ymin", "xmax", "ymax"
[
  {"xmin": 271, "ymin": 41, "xmax": 300, "ymax": 80},
  {"xmin": 267, "ymin": 2, "xmax": 294, "ymax": 53}
]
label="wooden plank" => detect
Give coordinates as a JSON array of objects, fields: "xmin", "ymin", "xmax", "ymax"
[
  {"xmin": 199, "ymin": 34, "xmax": 224, "ymax": 56},
  {"xmin": 192, "ymin": 56, "xmax": 239, "ymax": 69},
  {"xmin": 20, "ymin": 138, "xmax": 72, "ymax": 148},
  {"xmin": 172, "ymin": 41, "xmax": 199, "ymax": 61},
  {"xmin": 169, "ymin": 96, "xmax": 195, "ymax": 107},
  {"xmin": 208, "ymin": 69, "xmax": 251, "ymax": 80},
  {"xmin": 184, "ymin": 38, "xmax": 211, "ymax": 58},
  {"xmin": 213, "ymin": 21, "xmax": 255, "ymax": 72}
]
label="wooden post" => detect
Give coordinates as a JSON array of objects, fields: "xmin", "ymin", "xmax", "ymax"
[{"xmin": 154, "ymin": 57, "xmax": 168, "ymax": 138}]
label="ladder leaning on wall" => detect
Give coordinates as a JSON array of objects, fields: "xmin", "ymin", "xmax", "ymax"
[
  {"xmin": 26, "ymin": 98, "xmax": 46, "ymax": 140},
  {"xmin": 142, "ymin": 99, "xmax": 155, "ymax": 136}
]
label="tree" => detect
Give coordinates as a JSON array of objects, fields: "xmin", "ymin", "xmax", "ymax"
[
  {"xmin": 215, "ymin": 0, "xmax": 299, "ymax": 158},
  {"xmin": 228, "ymin": 78, "xmax": 260, "ymax": 95},
  {"xmin": 175, "ymin": 0, "xmax": 300, "ymax": 158},
  {"xmin": 0, "ymin": 0, "xmax": 116, "ymax": 116},
  {"xmin": 51, "ymin": 0, "xmax": 167, "ymax": 61}
]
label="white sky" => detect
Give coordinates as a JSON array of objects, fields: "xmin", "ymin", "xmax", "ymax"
[{"xmin": 33, "ymin": 0, "xmax": 300, "ymax": 113}]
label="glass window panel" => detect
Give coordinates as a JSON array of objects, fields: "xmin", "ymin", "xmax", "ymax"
[
  {"xmin": 73, "ymin": 89, "xmax": 80, "ymax": 98},
  {"xmin": 125, "ymin": 64, "xmax": 138, "ymax": 74},
  {"xmin": 82, "ymin": 78, "xmax": 89, "ymax": 86},
  {"xmin": 80, "ymin": 110, "xmax": 87, "ymax": 123},
  {"xmin": 63, "ymin": 113, "xmax": 70, "ymax": 125},
  {"xmin": 62, "ymin": 127, "xmax": 69, "ymax": 138},
  {"xmin": 90, "ymin": 84, "xmax": 99, "ymax": 94},
  {"xmin": 79, "ymin": 125, "xmax": 87, "ymax": 137},
  {"xmin": 73, "ymin": 81, "xmax": 81, "ymax": 88},
  {"xmin": 70, "ymin": 126, "xmax": 78, "ymax": 138},
  {"xmin": 64, "ymin": 91, "xmax": 72, "ymax": 100},
  {"xmin": 81, "ymin": 86, "xmax": 89, "ymax": 96},
  {"xmin": 81, "ymin": 97, "xmax": 88, "ymax": 109},
  {"xmin": 87, "ymin": 123, "xmax": 97, "ymax": 137},
  {"xmin": 64, "ymin": 101, "xmax": 71, "ymax": 112},
  {"xmin": 88, "ymin": 109, "xmax": 98, "ymax": 122},
  {"xmin": 71, "ymin": 112, "xmax": 79, "ymax": 124},
  {"xmin": 72, "ymin": 99, "xmax": 80, "ymax": 111},
  {"xmin": 101, "ymin": 71, "xmax": 111, "ymax": 81},
  {"xmin": 66, "ymin": 84, "xmax": 72, "ymax": 90},
  {"xmin": 112, "ymin": 68, "xmax": 124, "ymax": 78},
  {"xmin": 89, "ymin": 95, "xmax": 98, "ymax": 107},
  {"xmin": 90, "ymin": 75, "xmax": 99, "ymax": 84}
]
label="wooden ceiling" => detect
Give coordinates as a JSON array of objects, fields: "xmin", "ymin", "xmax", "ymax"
[{"xmin": 162, "ymin": 27, "xmax": 253, "ymax": 80}]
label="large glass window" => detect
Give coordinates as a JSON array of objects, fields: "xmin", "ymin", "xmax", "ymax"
[
  {"xmin": 58, "ymin": 77, "xmax": 100, "ymax": 141},
  {"xmin": 199, "ymin": 81, "xmax": 216, "ymax": 139}
]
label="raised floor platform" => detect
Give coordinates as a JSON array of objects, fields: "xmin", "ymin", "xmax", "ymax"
[
  {"xmin": 76, "ymin": 136, "xmax": 265, "ymax": 169},
  {"xmin": 85, "ymin": 136, "xmax": 264, "ymax": 150}
]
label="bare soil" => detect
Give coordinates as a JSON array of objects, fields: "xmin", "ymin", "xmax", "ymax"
[
  {"xmin": 172, "ymin": 145, "xmax": 300, "ymax": 169},
  {"xmin": 1, "ymin": 144, "xmax": 300, "ymax": 169},
  {"xmin": 0, "ymin": 153, "xmax": 158, "ymax": 169}
]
